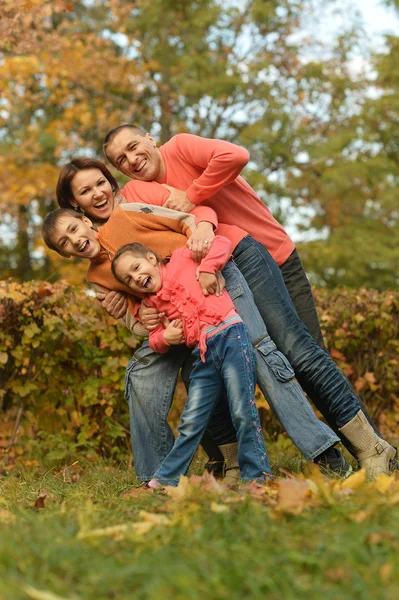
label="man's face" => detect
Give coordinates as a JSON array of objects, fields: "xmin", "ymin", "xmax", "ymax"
[
  {"xmin": 113, "ymin": 251, "xmax": 162, "ymax": 295},
  {"xmin": 106, "ymin": 130, "xmax": 164, "ymax": 182},
  {"xmin": 51, "ymin": 215, "xmax": 101, "ymax": 259}
]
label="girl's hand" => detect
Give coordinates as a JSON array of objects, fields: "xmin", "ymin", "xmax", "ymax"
[
  {"xmin": 187, "ymin": 222, "xmax": 215, "ymax": 262},
  {"xmin": 96, "ymin": 291, "xmax": 128, "ymax": 320},
  {"xmin": 139, "ymin": 302, "xmax": 165, "ymax": 331},
  {"xmin": 196, "ymin": 271, "xmax": 218, "ymax": 296},
  {"xmin": 163, "ymin": 318, "xmax": 185, "ymax": 345}
]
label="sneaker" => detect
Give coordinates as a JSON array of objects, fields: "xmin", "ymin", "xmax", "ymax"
[{"xmin": 314, "ymin": 447, "xmax": 353, "ymax": 478}]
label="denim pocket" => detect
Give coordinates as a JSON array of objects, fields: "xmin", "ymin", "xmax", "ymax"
[
  {"xmin": 255, "ymin": 336, "xmax": 295, "ymax": 382},
  {"xmin": 224, "ymin": 283, "xmax": 244, "ymax": 302}
]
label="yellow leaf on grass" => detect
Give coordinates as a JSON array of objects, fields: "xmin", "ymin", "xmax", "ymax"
[
  {"xmin": 371, "ymin": 473, "xmax": 395, "ymax": 494},
  {"xmin": 23, "ymin": 585, "xmax": 75, "ymax": 600},
  {"xmin": 210, "ymin": 502, "xmax": 230, "ymax": 514},
  {"xmin": 380, "ymin": 562, "xmax": 393, "ymax": 584},
  {"xmin": 77, "ymin": 524, "xmax": 128, "ymax": 541},
  {"xmin": 340, "ymin": 469, "xmax": 366, "ymax": 490},
  {"xmin": 165, "ymin": 475, "xmax": 190, "ymax": 500},
  {"xmin": 277, "ymin": 478, "xmax": 310, "ymax": 514}
]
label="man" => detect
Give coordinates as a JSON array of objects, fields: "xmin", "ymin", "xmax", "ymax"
[{"xmin": 103, "ymin": 125, "xmax": 386, "ymax": 465}]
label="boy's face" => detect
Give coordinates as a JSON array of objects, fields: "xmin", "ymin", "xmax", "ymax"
[
  {"xmin": 50, "ymin": 215, "xmax": 101, "ymax": 259},
  {"xmin": 113, "ymin": 251, "xmax": 162, "ymax": 294},
  {"xmin": 106, "ymin": 131, "xmax": 164, "ymax": 182}
]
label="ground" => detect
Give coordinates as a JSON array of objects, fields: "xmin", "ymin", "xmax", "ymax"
[{"xmin": 1, "ymin": 443, "xmax": 399, "ymax": 600}]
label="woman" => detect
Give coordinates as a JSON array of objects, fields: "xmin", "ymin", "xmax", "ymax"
[{"xmin": 54, "ymin": 158, "xmax": 396, "ymax": 480}]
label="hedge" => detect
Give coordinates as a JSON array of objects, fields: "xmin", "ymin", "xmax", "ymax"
[{"xmin": 1, "ymin": 281, "xmax": 398, "ymax": 467}]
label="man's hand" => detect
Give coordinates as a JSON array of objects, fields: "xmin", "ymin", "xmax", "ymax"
[
  {"xmin": 196, "ymin": 271, "xmax": 218, "ymax": 296},
  {"xmin": 96, "ymin": 291, "xmax": 128, "ymax": 320},
  {"xmin": 162, "ymin": 184, "xmax": 196, "ymax": 213},
  {"xmin": 139, "ymin": 301, "xmax": 165, "ymax": 331},
  {"xmin": 163, "ymin": 318, "xmax": 185, "ymax": 345},
  {"xmin": 187, "ymin": 222, "xmax": 215, "ymax": 262}
]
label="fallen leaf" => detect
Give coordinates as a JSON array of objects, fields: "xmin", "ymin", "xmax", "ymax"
[
  {"xmin": 367, "ymin": 531, "xmax": 398, "ymax": 547},
  {"xmin": 277, "ymin": 478, "xmax": 310, "ymax": 514},
  {"xmin": 23, "ymin": 585, "xmax": 75, "ymax": 600},
  {"xmin": 34, "ymin": 491, "xmax": 48, "ymax": 510},
  {"xmin": 380, "ymin": 562, "xmax": 393, "ymax": 584},
  {"xmin": 340, "ymin": 469, "xmax": 366, "ymax": 490},
  {"xmin": 350, "ymin": 510, "xmax": 368, "ymax": 523},
  {"xmin": 0, "ymin": 509, "xmax": 15, "ymax": 524},
  {"xmin": 77, "ymin": 524, "xmax": 129, "ymax": 541},
  {"xmin": 210, "ymin": 502, "xmax": 230, "ymax": 514},
  {"xmin": 120, "ymin": 487, "xmax": 153, "ymax": 499}
]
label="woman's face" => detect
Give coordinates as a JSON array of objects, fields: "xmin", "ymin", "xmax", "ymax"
[{"xmin": 71, "ymin": 168, "xmax": 114, "ymax": 221}]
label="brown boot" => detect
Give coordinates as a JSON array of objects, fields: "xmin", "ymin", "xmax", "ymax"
[
  {"xmin": 339, "ymin": 410, "xmax": 396, "ymax": 480},
  {"xmin": 219, "ymin": 442, "xmax": 240, "ymax": 485}
]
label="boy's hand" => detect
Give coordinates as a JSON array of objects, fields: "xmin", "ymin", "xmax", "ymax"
[
  {"xmin": 196, "ymin": 270, "xmax": 217, "ymax": 296},
  {"xmin": 187, "ymin": 222, "xmax": 215, "ymax": 262},
  {"xmin": 215, "ymin": 271, "xmax": 225, "ymax": 295},
  {"xmin": 96, "ymin": 291, "xmax": 128, "ymax": 320},
  {"xmin": 163, "ymin": 317, "xmax": 185, "ymax": 345},
  {"xmin": 162, "ymin": 184, "xmax": 195, "ymax": 213},
  {"xmin": 139, "ymin": 301, "xmax": 165, "ymax": 331}
]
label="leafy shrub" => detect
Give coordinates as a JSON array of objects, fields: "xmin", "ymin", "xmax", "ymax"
[{"xmin": 1, "ymin": 281, "xmax": 398, "ymax": 467}]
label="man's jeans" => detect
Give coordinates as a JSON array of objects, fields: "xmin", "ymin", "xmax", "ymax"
[
  {"xmin": 153, "ymin": 321, "xmax": 271, "ymax": 486},
  {"xmin": 125, "ymin": 260, "xmax": 338, "ymax": 481},
  {"xmin": 232, "ymin": 237, "xmax": 363, "ymax": 431},
  {"xmin": 280, "ymin": 248, "xmax": 382, "ymax": 443}
]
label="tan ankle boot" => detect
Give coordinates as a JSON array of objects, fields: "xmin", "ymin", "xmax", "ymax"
[
  {"xmin": 219, "ymin": 442, "xmax": 240, "ymax": 485},
  {"xmin": 339, "ymin": 411, "xmax": 396, "ymax": 480}
]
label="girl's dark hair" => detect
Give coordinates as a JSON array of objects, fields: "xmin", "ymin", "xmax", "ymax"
[
  {"xmin": 42, "ymin": 208, "xmax": 86, "ymax": 256},
  {"xmin": 56, "ymin": 158, "xmax": 119, "ymax": 210},
  {"xmin": 111, "ymin": 242, "xmax": 162, "ymax": 284}
]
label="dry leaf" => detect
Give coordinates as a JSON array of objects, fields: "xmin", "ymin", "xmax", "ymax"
[
  {"xmin": 23, "ymin": 585, "xmax": 76, "ymax": 600},
  {"xmin": 0, "ymin": 508, "xmax": 16, "ymax": 524},
  {"xmin": 120, "ymin": 487, "xmax": 153, "ymax": 499},
  {"xmin": 210, "ymin": 502, "xmax": 230, "ymax": 514},
  {"xmin": 340, "ymin": 469, "xmax": 366, "ymax": 490},
  {"xmin": 380, "ymin": 562, "xmax": 393, "ymax": 584},
  {"xmin": 34, "ymin": 491, "xmax": 48, "ymax": 509},
  {"xmin": 277, "ymin": 478, "xmax": 310, "ymax": 514},
  {"xmin": 77, "ymin": 524, "xmax": 129, "ymax": 541}
]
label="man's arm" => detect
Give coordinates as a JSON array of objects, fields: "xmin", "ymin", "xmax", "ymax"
[{"xmin": 164, "ymin": 134, "xmax": 249, "ymax": 210}]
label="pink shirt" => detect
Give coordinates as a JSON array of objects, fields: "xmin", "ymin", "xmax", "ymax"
[
  {"xmin": 145, "ymin": 236, "xmax": 237, "ymax": 360},
  {"xmin": 159, "ymin": 134, "xmax": 295, "ymax": 266}
]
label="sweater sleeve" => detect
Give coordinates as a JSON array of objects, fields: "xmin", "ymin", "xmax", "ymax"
[
  {"xmin": 174, "ymin": 134, "xmax": 250, "ymax": 205},
  {"xmin": 191, "ymin": 205, "xmax": 218, "ymax": 230},
  {"xmin": 148, "ymin": 324, "xmax": 171, "ymax": 354},
  {"xmin": 197, "ymin": 235, "xmax": 232, "ymax": 274},
  {"xmin": 121, "ymin": 180, "xmax": 170, "ymax": 206}
]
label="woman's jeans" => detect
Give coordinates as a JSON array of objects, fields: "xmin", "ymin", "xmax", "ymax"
[
  {"xmin": 153, "ymin": 321, "xmax": 270, "ymax": 486},
  {"xmin": 232, "ymin": 236, "xmax": 363, "ymax": 432},
  {"xmin": 125, "ymin": 260, "xmax": 339, "ymax": 481}
]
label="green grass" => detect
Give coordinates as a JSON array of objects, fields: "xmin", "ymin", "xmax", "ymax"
[{"xmin": 1, "ymin": 451, "xmax": 399, "ymax": 600}]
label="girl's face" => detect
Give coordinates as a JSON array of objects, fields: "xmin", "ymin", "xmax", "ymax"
[
  {"xmin": 114, "ymin": 251, "xmax": 162, "ymax": 294},
  {"xmin": 71, "ymin": 168, "xmax": 114, "ymax": 221}
]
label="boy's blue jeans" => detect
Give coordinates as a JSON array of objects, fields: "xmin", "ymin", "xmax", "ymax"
[
  {"xmin": 153, "ymin": 321, "xmax": 270, "ymax": 486},
  {"xmin": 125, "ymin": 260, "xmax": 339, "ymax": 481}
]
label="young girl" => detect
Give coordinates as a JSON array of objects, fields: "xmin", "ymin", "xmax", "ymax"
[{"xmin": 111, "ymin": 237, "xmax": 271, "ymax": 486}]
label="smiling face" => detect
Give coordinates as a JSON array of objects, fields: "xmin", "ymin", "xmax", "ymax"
[
  {"xmin": 113, "ymin": 250, "xmax": 162, "ymax": 294},
  {"xmin": 106, "ymin": 130, "xmax": 165, "ymax": 182},
  {"xmin": 50, "ymin": 215, "xmax": 101, "ymax": 259},
  {"xmin": 70, "ymin": 168, "xmax": 114, "ymax": 221}
]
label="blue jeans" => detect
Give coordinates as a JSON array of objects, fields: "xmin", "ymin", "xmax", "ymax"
[
  {"xmin": 233, "ymin": 236, "xmax": 362, "ymax": 429},
  {"xmin": 153, "ymin": 321, "xmax": 271, "ymax": 485},
  {"xmin": 125, "ymin": 260, "xmax": 339, "ymax": 481}
]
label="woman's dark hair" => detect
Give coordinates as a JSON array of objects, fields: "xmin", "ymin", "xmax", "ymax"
[{"xmin": 56, "ymin": 158, "xmax": 119, "ymax": 210}]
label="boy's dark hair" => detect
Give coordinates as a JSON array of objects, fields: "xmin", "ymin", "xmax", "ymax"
[
  {"xmin": 103, "ymin": 125, "xmax": 147, "ymax": 163},
  {"xmin": 42, "ymin": 208, "xmax": 85, "ymax": 256},
  {"xmin": 111, "ymin": 242, "xmax": 162, "ymax": 284},
  {"xmin": 56, "ymin": 157, "xmax": 119, "ymax": 210}
]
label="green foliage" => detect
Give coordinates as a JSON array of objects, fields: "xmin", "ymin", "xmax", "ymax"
[
  {"xmin": 1, "ymin": 281, "xmax": 398, "ymax": 466},
  {"xmin": 0, "ymin": 280, "xmax": 140, "ymax": 463}
]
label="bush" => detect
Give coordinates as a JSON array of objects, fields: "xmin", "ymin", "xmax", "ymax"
[
  {"xmin": 0, "ymin": 280, "xmax": 139, "ymax": 464},
  {"xmin": 1, "ymin": 281, "xmax": 398, "ymax": 467}
]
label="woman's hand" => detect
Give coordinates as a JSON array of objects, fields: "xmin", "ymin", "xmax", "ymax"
[
  {"xmin": 187, "ymin": 222, "xmax": 215, "ymax": 262},
  {"xmin": 96, "ymin": 291, "xmax": 128, "ymax": 320},
  {"xmin": 163, "ymin": 318, "xmax": 185, "ymax": 345},
  {"xmin": 139, "ymin": 301, "xmax": 165, "ymax": 331}
]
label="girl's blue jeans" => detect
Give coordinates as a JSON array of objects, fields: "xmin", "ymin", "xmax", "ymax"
[
  {"xmin": 125, "ymin": 257, "xmax": 339, "ymax": 481},
  {"xmin": 153, "ymin": 321, "xmax": 270, "ymax": 486}
]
